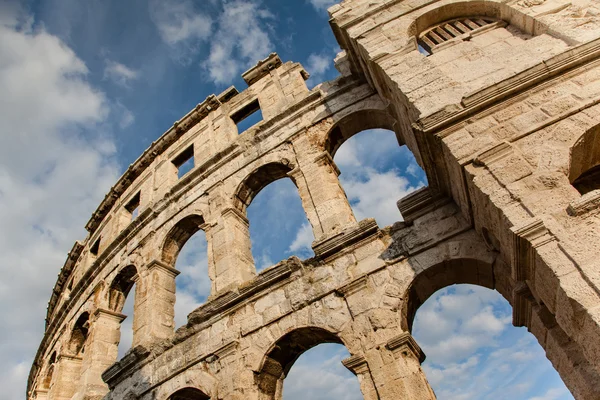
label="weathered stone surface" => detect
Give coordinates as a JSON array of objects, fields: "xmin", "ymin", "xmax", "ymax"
[{"xmin": 29, "ymin": 1, "xmax": 600, "ymax": 399}]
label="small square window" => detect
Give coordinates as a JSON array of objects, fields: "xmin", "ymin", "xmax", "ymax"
[
  {"xmin": 231, "ymin": 99, "xmax": 263, "ymax": 134},
  {"xmin": 90, "ymin": 238, "xmax": 100, "ymax": 256},
  {"xmin": 125, "ymin": 191, "xmax": 141, "ymax": 221},
  {"xmin": 172, "ymin": 145, "xmax": 194, "ymax": 179}
]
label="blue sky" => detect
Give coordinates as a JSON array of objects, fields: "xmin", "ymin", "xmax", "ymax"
[{"xmin": 0, "ymin": 0, "xmax": 574, "ymax": 399}]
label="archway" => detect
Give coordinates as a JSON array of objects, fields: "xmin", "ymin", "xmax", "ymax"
[
  {"xmin": 412, "ymin": 284, "xmax": 574, "ymax": 399},
  {"xmin": 333, "ymin": 128, "xmax": 426, "ymax": 226},
  {"xmin": 167, "ymin": 387, "xmax": 210, "ymax": 400},
  {"xmin": 68, "ymin": 312, "xmax": 89, "ymax": 356},
  {"xmin": 237, "ymin": 162, "xmax": 315, "ymax": 271},
  {"xmin": 255, "ymin": 327, "xmax": 356, "ymax": 399},
  {"xmin": 403, "ymin": 256, "xmax": 591, "ymax": 399},
  {"xmin": 107, "ymin": 265, "xmax": 137, "ymax": 359},
  {"xmin": 283, "ymin": 343, "xmax": 362, "ymax": 400},
  {"xmin": 161, "ymin": 214, "xmax": 210, "ymax": 329}
]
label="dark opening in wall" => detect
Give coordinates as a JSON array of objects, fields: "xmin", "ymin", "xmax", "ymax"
[
  {"xmin": 90, "ymin": 237, "xmax": 100, "ymax": 256},
  {"xmin": 573, "ymin": 164, "xmax": 600, "ymax": 195},
  {"xmin": 173, "ymin": 145, "xmax": 194, "ymax": 179},
  {"xmin": 231, "ymin": 99, "xmax": 263, "ymax": 134},
  {"xmin": 418, "ymin": 17, "xmax": 500, "ymax": 55},
  {"xmin": 125, "ymin": 191, "xmax": 141, "ymax": 220}
]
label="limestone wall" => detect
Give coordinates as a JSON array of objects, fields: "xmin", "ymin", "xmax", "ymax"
[{"xmin": 29, "ymin": 0, "xmax": 600, "ymax": 399}]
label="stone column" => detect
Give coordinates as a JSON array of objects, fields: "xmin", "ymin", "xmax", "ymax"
[
  {"xmin": 342, "ymin": 354, "xmax": 379, "ymax": 400},
  {"xmin": 77, "ymin": 309, "xmax": 126, "ymax": 399},
  {"xmin": 207, "ymin": 208, "xmax": 256, "ymax": 295},
  {"xmin": 48, "ymin": 355, "xmax": 82, "ymax": 400},
  {"xmin": 133, "ymin": 260, "xmax": 179, "ymax": 347},
  {"xmin": 364, "ymin": 333, "xmax": 436, "ymax": 400},
  {"xmin": 297, "ymin": 151, "xmax": 356, "ymax": 239}
]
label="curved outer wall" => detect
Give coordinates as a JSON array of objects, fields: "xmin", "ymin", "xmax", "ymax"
[{"xmin": 29, "ymin": 0, "xmax": 600, "ymax": 399}]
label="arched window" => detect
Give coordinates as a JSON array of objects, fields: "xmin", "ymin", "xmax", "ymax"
[
  {"xmin": 168, "ymin": 387, "xmax": 210, "ymax": 400},
  {"xmin": 161, "ymin": 214, "xmax": 210, "ymax": 329},
  {"xmin": 238, "ymin": 162, "xmax": 314, "ymax": 272},
  {"xmin": 418, "ymin": 17, "xmax": 506, "ymax": 55},
  {"xmin": 41, "ymin": 352, "xmax": 56, "ymax": 390},
  {"xmin": 256, "ymin": 327, "xmax": 359, "ymax": 399},
  {"xmin": 68, "ymin": 312, "xmax": 89, "ymax": 356},
  {"xmin": 412, "ymin": 284, "xmax": 574, "ymax": 399},
  {"xmin": 109, "ymin": 265, "xmax": 137, "ymax": 359},
  {"xmin": 283, "ymin": 343, "xmax": 361, "ymax": 400},
  {"xmin": 174, "ymin": 228, "xmax": 210, "ymax": 328}
]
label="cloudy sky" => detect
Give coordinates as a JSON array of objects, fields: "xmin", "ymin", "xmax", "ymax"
[{"xmin": 0, "ymin": 0, "xmax": 574, "ymax": 399}]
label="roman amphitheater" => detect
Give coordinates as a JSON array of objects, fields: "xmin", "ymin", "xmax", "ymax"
[{"xmin": 27, "ymin": 0, "xmax": 600, "ymax": 398}]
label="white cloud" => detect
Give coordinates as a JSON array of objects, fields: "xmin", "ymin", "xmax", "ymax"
[
  {"xmin": 414, "ymin": 285, "xmax": 573, "ymax": 400},
  {"xmin": 103, "ymin": 60, "xmax": 139, "ymax": 87},
  {"xmin": 149, "ymin": 0, "xmax": 212, "ymax": 46},
  {"xmin": 288, "ymin": 222, "xmax": 314, "ymax": 255},
  {"xmin": 203, "ymin": 1, "xmax": 274, "ymax": 84},
  {"xmin": 306, "ymin": 0, "xmax": 338, "ymax": 12},
  {"xmin": 340, "ymin": 168, "xmax": 421, "ymax": 227},
  {"xmin": 0, "ymin": 11, "xmax": 119, "ymax": 400}
]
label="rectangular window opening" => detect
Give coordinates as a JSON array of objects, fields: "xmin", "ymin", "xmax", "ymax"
[
  {"xmin": 90, "ymin": 237, "xmax": 101, "ymax": 256},
  {"xmin": 125, "ymin": 191, "xmax": 141, "ymax": 221},
  {"xmin": 172, "ymin": 145, "xmax": 194, "ymax": 179},
  {"xmin": 231, "ymin": 99, "xmax": 263, "ymax": 134}
]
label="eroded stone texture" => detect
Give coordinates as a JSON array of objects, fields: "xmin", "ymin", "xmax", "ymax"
[{"xmin": 28, "ymin": 2, "xmax": 600, "ymax": 399}]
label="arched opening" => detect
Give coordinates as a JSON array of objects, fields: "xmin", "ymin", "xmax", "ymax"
[
  {"xmin": 283, "ymin": 343, "xmax": 362, "ymax": 400},
  {"xmin": 162, "ymin": 214, "xmax": 210, "ymax": 329},
  {"xmin": 333, "ymin": 128, "xmax": 426, "ymax": 227},
  {"xmin": 68, "ymin": 312, "xmax": 89, "ymax": 356},
  {"xmin": 238, "ymin": 162, "xmax": 314, "ymax": 271},
  {"xmin": 412, "ymin": 284, "xmax": 574, "ymax": 399},
  {"xmin": 405, "ymin": 259, "xmax": 575, "ymax": 399},
  {"xmin": 41, "ymin": 352, "xmax": 56, "ymax": 390},
  {"xmin": 109, "ymin": 265, "xmax": 137, "ymax": 359},
  {"xmin": 167, "ymin": 387, "xmax": 210, "ymax": 400},
  {"xmin": 569, "ymin": 126, "xmax": 600, "ymax": 195},
  {"xmin": 256, "ymin": 327, "xmax": 357, "ymax": 399},
  {"xmin": 174, "ymin": 229, "xmax": 210, "ymax": 328}
]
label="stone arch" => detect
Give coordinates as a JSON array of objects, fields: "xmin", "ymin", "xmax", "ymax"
[
  {"xmin": 107, "ymin": 265, "xmax": 137, "ymax": 313},
  {"xmin": 40, "ymin": 351, "xmax": 56, "ymax": 390},
  {"xmin": 408, "ymin": 0, "xmax": 551, "ymax": 39},
  {"xmin": 67, "ymin": 311, "xmax": 90, "ymax": 356},
  {"xmin": 233, "ymin": 161, "xmax": 296, "ymax": 213},
  {"xmin": 161, "ymin": 214, "xmax": 206, "ymax": 267},
  {"xmin": 167, "ymin": 388, "xmax": 210, "ymax": 400},
  {"xmin": 402, "ymin": 257, "xmax": 498, "ymax": 332},
  {"xmin": 401, "ymin": 246, "xmax": 600, "ymax": 399},
  {"xmin": 154, "ymin": 366, "xmax": 217, "ymax": 400},
  {"xmin": 568, "ymin": 125, "xmax": 600, "ymax": 194},
  {"xmin": 324, "ymin": 108, "xmax": 399, "ymax": 159},
  {"xmin": 255, "ymin": 326, "xmax": 347, "ymax": 399}
]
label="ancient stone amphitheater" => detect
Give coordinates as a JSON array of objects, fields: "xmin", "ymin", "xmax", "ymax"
[{"xmin": 28, "ymin": 0, "xmax": 600, "ymax": 399}]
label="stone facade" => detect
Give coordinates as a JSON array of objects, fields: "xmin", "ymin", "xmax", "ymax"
[{"xmin": 28, "ymin": 0, "xmax": 600, "ymax": 399}]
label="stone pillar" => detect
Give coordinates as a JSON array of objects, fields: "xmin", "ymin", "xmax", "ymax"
[
  {"xmin": 297, "ymin": 151, "xmax": 356, "ymax": 239},
  {"xmin": 48, "ymin": 355, "xmax": 82, "ymax": 400},
  {"xmin": 364, "ymin": 333, "xmax": 436, "ymax": 400},
  {"xmin": 76, "ymin": 309, "xmax": 125, "ymax": 399},
  {"xmin": 342, "ymin": 354, "xmax": 379, "ymax": 400},
  {"xmin": 133, "ymin": 260, "xmax": 179, "ymax": 347},
  {"xmin": 207, "ymin": 208, "xmax": 256, "ymax": 295}
]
